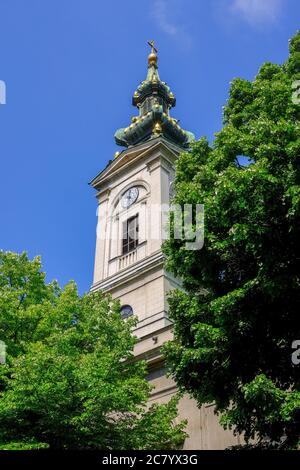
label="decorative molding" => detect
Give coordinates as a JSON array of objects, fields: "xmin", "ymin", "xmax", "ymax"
[
  {"xmin": 90, "ymin": 138, "xmax": 181, "ymax": 190},
  {"xmin": 91, "ymin": 250, "xmax": 165, "ymax": 292},
  {"xmin": 110, "ymin": 179, "xmax": 151, "ymax": 210}
]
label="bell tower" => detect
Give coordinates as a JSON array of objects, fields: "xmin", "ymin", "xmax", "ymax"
[
  {"xmin": 90, "ymin": 43, "xmax": 240, "ymax": 449},
  {"xmin": 90, "ymin": 42, "xmax": 194, "ymax": 339}
]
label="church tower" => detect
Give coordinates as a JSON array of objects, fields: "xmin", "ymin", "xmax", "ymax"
[{"xmin": 90, "ymin": 43, "xmax": 240, "ymax": 449}]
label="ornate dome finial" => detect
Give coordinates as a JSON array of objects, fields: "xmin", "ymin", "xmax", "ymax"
[
  {"xmin": 147, "ymin": 40, "xmax": 158, "ymax": 67},
  {"xmin": 114, "ymin": 43, "xmax": 195, "ymax": 149}
]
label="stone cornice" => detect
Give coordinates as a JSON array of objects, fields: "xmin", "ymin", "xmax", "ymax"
[
  {"xmin": 89, "ymin": 138, "xmax": 181, "ymax": 191},
  {"xmin": 90, "ymin": 250, "xmax": 165, "ymax": 292}
]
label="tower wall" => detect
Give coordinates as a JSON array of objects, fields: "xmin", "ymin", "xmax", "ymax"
[{"xmin": 91, "ymin": 139, "xmax": 241, "ymax": 449}]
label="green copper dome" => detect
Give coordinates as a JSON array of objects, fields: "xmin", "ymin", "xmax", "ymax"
[{"xmin": 114, "ymin": 41, "xmax": 195, "ymax": 149}]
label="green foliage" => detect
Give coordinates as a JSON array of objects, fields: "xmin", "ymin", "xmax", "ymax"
[
  {"xmin": 0, "ymin": 251, "xmax": 186, "ymax": 450},
  {"xmin": 163, "ymin": 31, "xmax": 300, "ymax": 448},
  {"xmin": 0, "ymin": 439, "xmax": 49, "ymax": 450}
]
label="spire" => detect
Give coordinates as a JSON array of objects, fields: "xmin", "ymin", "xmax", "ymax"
[
  {"xmin": 146, "ymin": 40, "xmax": 160, "ymax": 82},
  {"xmin": 114, "ymin": 42, "xmax": 195, "ymax": 149}
]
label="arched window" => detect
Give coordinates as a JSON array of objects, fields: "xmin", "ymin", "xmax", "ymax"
[{"xmin": 120, "ymin": 305, "xmax": 133, "ymax": 319}]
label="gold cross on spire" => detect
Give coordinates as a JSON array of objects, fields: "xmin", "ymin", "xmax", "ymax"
[{"xmin": 147, "ymin": 40, "xmax": 158, "ymax": 54}]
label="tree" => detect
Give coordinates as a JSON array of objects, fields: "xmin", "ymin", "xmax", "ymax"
[
  {"xmin": 0, "ymin": 251, "xmax": 186, "ymax": 450},
  {"xmin": 163, "ymin": 31, "xmax": 300, "ymax": 449}
]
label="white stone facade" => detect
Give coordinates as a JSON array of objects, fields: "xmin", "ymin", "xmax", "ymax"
[{"xmin": 91, "ymin": 137, "xmax": 241, "ymax": 449}]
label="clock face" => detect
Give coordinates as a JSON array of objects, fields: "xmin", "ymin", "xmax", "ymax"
[{"xmin": 121, "ymin": 187, "xmax": 139, "ymax": 209}]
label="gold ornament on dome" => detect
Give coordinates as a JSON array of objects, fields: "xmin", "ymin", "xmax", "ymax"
[
  {"xmin": 153, "ymin": 122, "xmax": 162, "ymax": 135},
  {"xmin": 147, "ymin": 40, "xmax": 158, "ymax": 66}
]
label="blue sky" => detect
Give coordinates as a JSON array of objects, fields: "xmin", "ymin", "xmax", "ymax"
[{"xmin": 0, "ymin": 0, "xmax": 299, "ymax": 293}]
